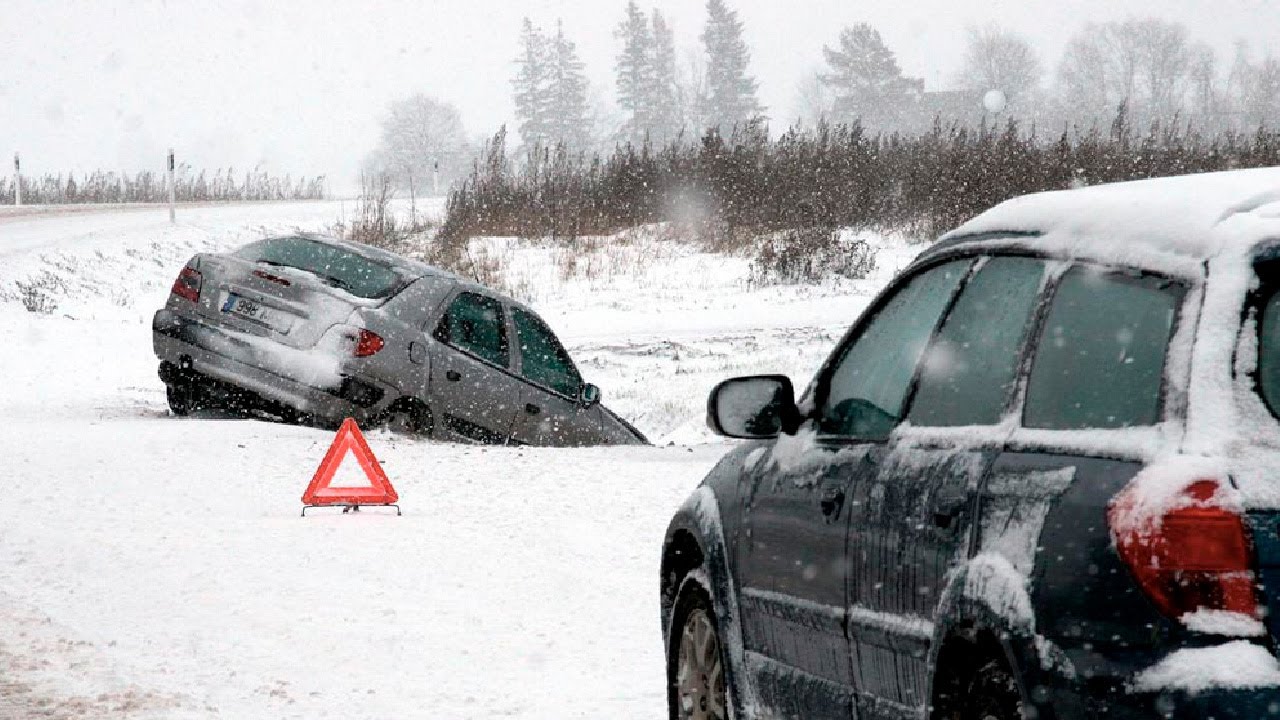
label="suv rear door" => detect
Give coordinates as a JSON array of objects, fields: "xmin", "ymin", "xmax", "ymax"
[{"xmin": 427, "ymin": 290, "xmax": 525, "ymax": 443}]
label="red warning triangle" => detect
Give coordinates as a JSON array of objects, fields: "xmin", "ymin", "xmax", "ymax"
[{"xmin": 301, "ymin": 418, "xmax": 399, "ymax": 506}]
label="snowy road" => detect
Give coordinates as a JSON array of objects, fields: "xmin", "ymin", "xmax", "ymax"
[{"xmin": 0, "ymin": 202, "xmax": 911, "ymax": 718}]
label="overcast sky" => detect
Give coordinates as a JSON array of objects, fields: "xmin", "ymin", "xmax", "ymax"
[{"xmin": 2, "ymin": 0, "xmax": 1274, "ymax": 192}]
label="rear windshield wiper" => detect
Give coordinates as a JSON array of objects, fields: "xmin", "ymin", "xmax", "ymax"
[{"xmin": 313, "ymin": 273, "xmax": 353, "ymax": 291}]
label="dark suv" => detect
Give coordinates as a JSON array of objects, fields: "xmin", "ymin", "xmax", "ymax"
[{"xmin": 660, "ymin": 168, "xmax": 1280, "ymax": 719}]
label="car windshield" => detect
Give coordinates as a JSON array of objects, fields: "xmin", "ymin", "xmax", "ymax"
[{"xmin": 235, "ymin": 237, "xmax": 406, "ymax": 299}]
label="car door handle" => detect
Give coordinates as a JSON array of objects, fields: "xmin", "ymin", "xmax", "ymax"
[
  {"xmin": 820, "ymin": 489, "xmax": 845, "ymax": 519},
  {"xmin": 446, "ymin": 370, "xmax": 461, "ymax": 382},
  {"xmin": 932, "ymin": 495, "xmax": 968, "ymax": 531},
  {"xmin": 525, "ymin": 403, "xmax": 541, "ymax": 415}
]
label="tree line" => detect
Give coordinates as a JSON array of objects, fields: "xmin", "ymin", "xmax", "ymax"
[
  {"xmin": 0, "ymin": 167, "xmax": 326, "ymax": 205},
  {"xmin": 439, "ymin": 117, "xmax": 1280, "ymax": 246},
  {"xmin": 366, "ymin": 2, "xmax": 1280, "ymax": 204}
]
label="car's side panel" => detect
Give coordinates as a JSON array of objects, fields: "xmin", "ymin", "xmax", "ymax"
[
  {"xmin": 503, "ymin": 309, "xmax": 598, "ymax": 446},
  {"xmin": 424, "ymin": 289, "xmax": 523, "ymax": 443},
  {"xmin": 511, "ymin": 385, "xmax": 601, "ymax": 446},
  {"xmin": 847, "ymin": 440, "xmax": 995, "ymax": 716},
  {"xmin": 347, "ymin": 274, "xmax": 456, "ymax": 404},
  {"xmin": 735, "ymin": 438, "xmax": 873, "ymax": 718}
]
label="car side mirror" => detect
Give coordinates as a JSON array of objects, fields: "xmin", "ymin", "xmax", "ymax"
[
  {"xmin": 707, "ymin": 375, "xmax": 801, "ymax": 440},
  {"xmin": 580, "ymin": 383, "xmax": 601, "ymax": 408}
]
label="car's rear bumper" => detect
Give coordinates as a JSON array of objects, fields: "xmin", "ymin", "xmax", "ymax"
[{"xmin": 152, "ymin": 308, "xmax": 395, "ymax": 423}]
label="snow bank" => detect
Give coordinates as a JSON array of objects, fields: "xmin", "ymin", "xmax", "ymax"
[{"xmin": 1132, "ymin": 641, "xmax": 1280, "ymax": 694}]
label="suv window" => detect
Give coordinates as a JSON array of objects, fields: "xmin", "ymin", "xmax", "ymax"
[
  {"xmin": 1024, "ymin": 266, "xmax": 1185, "ymax": 429},
  {"xmin": 819, "ymin": 259, "xmax": 971, "ymax": 438},
  {"xmin": 434, "ymin": 292, "xmax": 509, "ymax": 368},
  {"xmin": 908, "ymin": 256, "xmax": 1045, "ymax": 427},
  {"xmin": 512, "ymin": 308, "xmax": 582, "ymax": 397}
]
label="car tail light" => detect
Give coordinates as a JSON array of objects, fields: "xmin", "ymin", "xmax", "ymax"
[
  {"xmin": 354, "ymin": 329, "xmax": 384, "ymax": 357},
  {"xmin": 1109, "ymin": 479, "xmax": 1260, "ymax": 622},
  {"xmin": 252, "ymin": 269, "xmax": 291, "ymax": 287},
  {"xmin": 171, "ymin": 266, "xmax": 202, "ymax": 302}
]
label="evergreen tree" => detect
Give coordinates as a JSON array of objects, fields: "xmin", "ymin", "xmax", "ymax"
[
  {"xmin": 700, "ymin": 0, "xmax": 764, "ymax": 131},
  {"xmin": 648, "ymin": 10, "xmax": 682, "ymax": 144},
  {"xmin": 819, "ymin": 24, "xmax": 918, "ymax": 129},
  {"xmin": 513, "ymin": 18, "xmax": 553, "ymax": 149},
  {"xmin": 614, "ymin": 0, "xmax": 653, "ymax": 143},
  {"xmin": 547, "ymin": 20, "xmax": 592, "ymax": 150}
]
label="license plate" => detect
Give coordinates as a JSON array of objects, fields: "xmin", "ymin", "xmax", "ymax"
[{"xmin": 222, "ymin": 293, "xmax": 289, "ymax": 332}]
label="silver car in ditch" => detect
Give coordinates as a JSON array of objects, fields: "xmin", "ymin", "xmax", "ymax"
[{"xmin": 151, "ymin": 233, "xmax": 646, "ymax": 446}]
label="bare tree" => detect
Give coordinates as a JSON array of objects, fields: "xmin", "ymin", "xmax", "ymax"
[
  {"xmin": 793, "ymin": 71, "xmax": 834, "ymax": 127},
  {"xmin": 1056, "ymin": 18, "xmax": 1209, "ymax": 127},
  {"xmin": 955, "ymin": 24, "xmax": 1042, "ymax": 103},
  {"xmin": 365, "ymin": 94, "xmax": 470, "ymax": 198}
]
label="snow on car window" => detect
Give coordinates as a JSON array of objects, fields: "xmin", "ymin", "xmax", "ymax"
[{"xmin": 236, "ymin": 236, "xmax": 406, "ymax": 299}]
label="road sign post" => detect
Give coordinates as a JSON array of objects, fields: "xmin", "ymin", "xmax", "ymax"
[
  {"xmin": 13, "ymin": 152, "xmax": 21, "ymax": 207},
  {"xmin": 167, "ymin": 148, "xmax": 176, "ymax": 223}
]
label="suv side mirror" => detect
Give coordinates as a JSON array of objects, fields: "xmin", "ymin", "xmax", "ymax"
[
  {"xmin": 580, "ymin": 383, "xmax": 601, "ymax": 408},
  {"xmin": 707, "ymin": 375, "xmax": 801, "ymax": 439}
]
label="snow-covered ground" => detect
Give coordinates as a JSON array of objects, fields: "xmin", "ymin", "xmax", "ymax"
[{"xmin": 0, "ymin": 201, "xmax": 919, "ymax": 718}]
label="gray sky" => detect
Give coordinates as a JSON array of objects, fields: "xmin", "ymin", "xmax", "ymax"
[{"xmin": 2, "ymin": 0, "xmax": 1275, "ymax": 192}]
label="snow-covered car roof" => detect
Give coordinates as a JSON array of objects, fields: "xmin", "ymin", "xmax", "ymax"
[{"xmin": 933, "ymin": 167, "xmax": 1280, "ymax": 271}]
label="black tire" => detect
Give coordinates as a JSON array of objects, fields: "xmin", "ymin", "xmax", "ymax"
[
  {"xmin": 165, "ymin": 382, "xmax": 200, "ymax": 417},
  {"xmin": 384, "ymin": 401, "xmax": 433, "ymax": 438},
  {"xmin": 667, "ymin": 583, "xmax": 728, "ymax": 720},
  {"xmin": 933, "ymin": 654, "xmax": 1023, "ymax": 720}
]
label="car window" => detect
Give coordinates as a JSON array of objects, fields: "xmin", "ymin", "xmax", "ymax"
[
  {"xmin": 1024, "ymin": 266, "xmax": 1185, "ymax": 429},
  {"xmin": 512, "ymin": 308, "xmax": 582, "ymax": 397},
  {"xmin": 434, "ymin": 292, "xmax": 509, "ymax": 368},
  {"xmin": 235, "ymin": 236, "xmax": 406, "ymax": 299},
  {"xmin": 818, "ymin": 259, "xmax": 971, "ymax": 438},
  {"xmin": 908, "ymin": 257, "xmax": 1046, "ymax": 427},
  {"xmin": 1258, "ymin": 291, "xmax": 1280, "ymax": 416}
]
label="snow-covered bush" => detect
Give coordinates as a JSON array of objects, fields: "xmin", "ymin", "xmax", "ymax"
[{"xmin": 749, "ymin": 228, "xmax": 877, "ymax": 286}]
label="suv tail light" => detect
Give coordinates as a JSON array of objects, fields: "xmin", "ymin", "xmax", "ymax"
[
  {"xmin": 171, "ymin": 266, "xmax": 202, "ymax": 302},
  {"xmin": 1109, "ymin": 479, "xmax": 1260, "ymax": 622},
  {"xmin": 354, "ymin": 329, "xmax": 384, "ymax": 357}
]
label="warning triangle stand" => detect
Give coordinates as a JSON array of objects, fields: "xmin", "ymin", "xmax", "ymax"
[{"xmin": 301, "ymin": 418, "xmax": 401, "ymax": 516}]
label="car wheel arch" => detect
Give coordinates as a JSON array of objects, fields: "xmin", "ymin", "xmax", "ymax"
[
  {"xmin": 662, "ymin": 487, "xmax": 758, "ymax": 720},
  {"xmin": 926, "ymin": 558, "xmax": 1046, "ymax": 720},
  {"xmin": 382, "ymin": 396, "xmax": 434, "ymax": 436}
]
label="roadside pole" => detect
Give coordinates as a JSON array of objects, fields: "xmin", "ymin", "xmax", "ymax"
[
  {"xmin": 432, "ymin": 160, "xmax": 439, "ymax": 196},
  {"xmin": 167, "ymin": 148, "xmax": 176, "ymax": 223},
  {"xmin": 13, "ymin": 152, "xmax": 21, "ymax": 206}
]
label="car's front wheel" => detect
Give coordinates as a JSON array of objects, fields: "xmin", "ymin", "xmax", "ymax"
[{"xmin": 669, "ymin": 586, "xmax": 727, "ymax": 720}]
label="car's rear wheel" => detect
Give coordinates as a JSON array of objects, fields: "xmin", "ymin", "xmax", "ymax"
[
  {"xmin": 385, "ymin": 401, "xmax": 433, "ymax": 438},
  {"xmin": 933, "ymin": 652, "xmax": 1023, "ymax": 720},
  {"xmin": 669, "ymin": 586, "xmax": 727, "ymax": 720}
]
